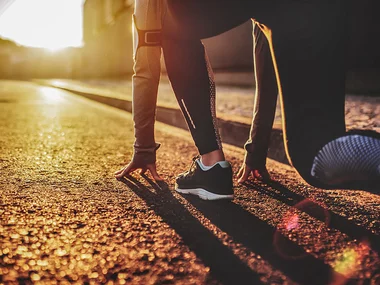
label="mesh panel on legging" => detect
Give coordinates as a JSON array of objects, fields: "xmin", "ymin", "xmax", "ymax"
[
  {"xmin": 204, "ymin": 51, "xmax": 222, "ymax": 149},
  {"xmin": 311, "ymin": 134, "xmax": 380, "ymax": 186}
]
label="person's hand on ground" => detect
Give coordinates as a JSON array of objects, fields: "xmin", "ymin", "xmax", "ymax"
[
  {"xmin": 237, "ymin": 164, "xmax": 270, "ymax": 184},
  {"xmin": 115, "ymin": 161, "xmax": 163, "ymax": 182}
]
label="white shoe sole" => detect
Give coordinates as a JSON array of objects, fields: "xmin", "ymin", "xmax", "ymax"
[{"xmin": 175, "ymin": 187, "xmax": 233, "ymax": 201}]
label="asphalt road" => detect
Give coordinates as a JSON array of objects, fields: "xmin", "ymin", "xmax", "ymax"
[{"xmin": 0, "ymin": 81, "xmax": 379, "ymax": 285}]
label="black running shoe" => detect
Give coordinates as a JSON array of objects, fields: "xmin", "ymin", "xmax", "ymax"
[{"xmin": 175, "ymin": 156, "xmax": 234, "ymax": 200}]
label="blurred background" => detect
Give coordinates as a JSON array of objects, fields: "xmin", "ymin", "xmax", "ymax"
[{"xmin": 0, "ymin": 0, "xmax": 380, "ymax": 93}]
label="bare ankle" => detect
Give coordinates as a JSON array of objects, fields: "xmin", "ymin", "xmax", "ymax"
[{"xmin": 201, "ymin": 150, "xmax": 225, "ymax": 166}]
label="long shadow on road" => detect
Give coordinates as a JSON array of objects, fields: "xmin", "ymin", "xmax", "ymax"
[
  {"xmin": 119, "ymin": 176, "xmax": 346, "ymax": 285},
  {"xmin": 119, "ymin": 176, "xmax": 263, "ymax": 285},
  {"xmin": 243, "ymin": 180, "xmax": 380, "ymax": 254},
  {"xmin": 184, "ymin": 197, "xmax": 334, "ymax": 285}
]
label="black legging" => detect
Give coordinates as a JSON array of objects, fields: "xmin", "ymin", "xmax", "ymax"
[{"xmin": 162, "ymin": 0, "xmax": 349, "ymax": 185}]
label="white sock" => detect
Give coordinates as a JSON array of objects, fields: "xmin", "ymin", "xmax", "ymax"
[{"xmin": 198, "ymin": 158, "xmax": 230, "ymax": 171}]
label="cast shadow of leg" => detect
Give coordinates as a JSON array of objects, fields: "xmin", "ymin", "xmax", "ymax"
[
  {"xmin": 119, "ymin": 175, "xmax": 351, "ymax": 285},
  {"xmin": 243, "ymin": 179, "xmax": 380, "ymax": 254},
  {"xmin": 184, "ymin": 195, "xmax": 336, "ymax": 285},
  {"xmin": 118, "ymin": 175, "xmax": 263, "ymax": 285}
]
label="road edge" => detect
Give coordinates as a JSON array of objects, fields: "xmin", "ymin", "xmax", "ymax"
[{"xmin": 32, "ymin": 79, "xmax": 288, "ymax": 164}]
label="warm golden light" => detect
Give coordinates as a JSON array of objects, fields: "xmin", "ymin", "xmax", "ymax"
[
  {"xmin": 0, "ymin": 0, "xmax": 83, "ymax": 50},
  {"xmin": 40, "ymin": 87, "xmax": 64, "ymax": 103}
]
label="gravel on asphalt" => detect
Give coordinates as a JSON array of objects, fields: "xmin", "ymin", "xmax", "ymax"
[{"xmin": 0, "ymin": 81, "xmax": 379, "ymax": 285}]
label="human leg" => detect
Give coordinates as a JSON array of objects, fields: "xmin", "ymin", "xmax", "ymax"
[
  {"xmin": 264, "ymin": 2, "xmax": 379, "ymax": 189},
  {"xmin": 311, "ymin": 130, "xmax": 380, "ymax": 189},
  {"xmin": 162, "ymin": 1, "xmax": 255, "ymax": 165},
  {"xmin": 161, "ymin": 36, "xmax": 235, "ymax": 200},
  {"xmin": 164, "ymin": 1, "xmax": 379, "ymax": 189},
  {"xmin": 161, "ymin": 2, "xmax": 254, "ymax": 199},
  {"xmin": 162, "ymin": 38, "xmax": 222, "ymax": 157},
  {"xmin": 259, "ymin": 1, "xmax": 348, "ymax": 185},
  {"xmin": 163, "ymin": 1, "xmax": 346, "ymax": 183}
]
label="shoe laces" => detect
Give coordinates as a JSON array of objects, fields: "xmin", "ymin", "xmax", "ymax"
[{"xmin": 182, "ymin": 155, "xmax": 200, "ymax": 180}]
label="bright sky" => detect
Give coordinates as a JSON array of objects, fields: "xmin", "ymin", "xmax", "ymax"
[{"xmin": 0, "ymin": 0, "xmax": 83, "ymax": 50}]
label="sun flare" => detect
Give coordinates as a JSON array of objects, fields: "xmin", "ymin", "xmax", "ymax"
[{"xmin": 0, "ymin": 0, "xmax": 83, "ymax": 50}]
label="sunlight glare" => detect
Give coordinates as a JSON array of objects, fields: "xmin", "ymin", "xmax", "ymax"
[
  {"xmin": 40, "ymin": 87, "xmax": 64, "ymax": 103},
  {"xmin": 0, "ymin": 0, "xmax": 83, "ymax": 49}
]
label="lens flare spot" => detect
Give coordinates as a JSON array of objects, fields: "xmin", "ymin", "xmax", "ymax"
[
  {"xmin": 334, "ymin": 248, "xmax": 359, "ymax": 276},
  {"xmin": 273, "ymin": 199, "xmax": 330, "ymax": 260},
  {"xmin": 285, "ymin": 214, "xmax": 299, "ymax": 231},
  {"xmin": 331, "ymin": 242, "xmax": 371, "ymax": 284}
]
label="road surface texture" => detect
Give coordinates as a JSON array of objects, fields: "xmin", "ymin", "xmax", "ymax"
[{"xmin": 0, "ymin": 81, "xmax": 379, "ymax": 285}]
